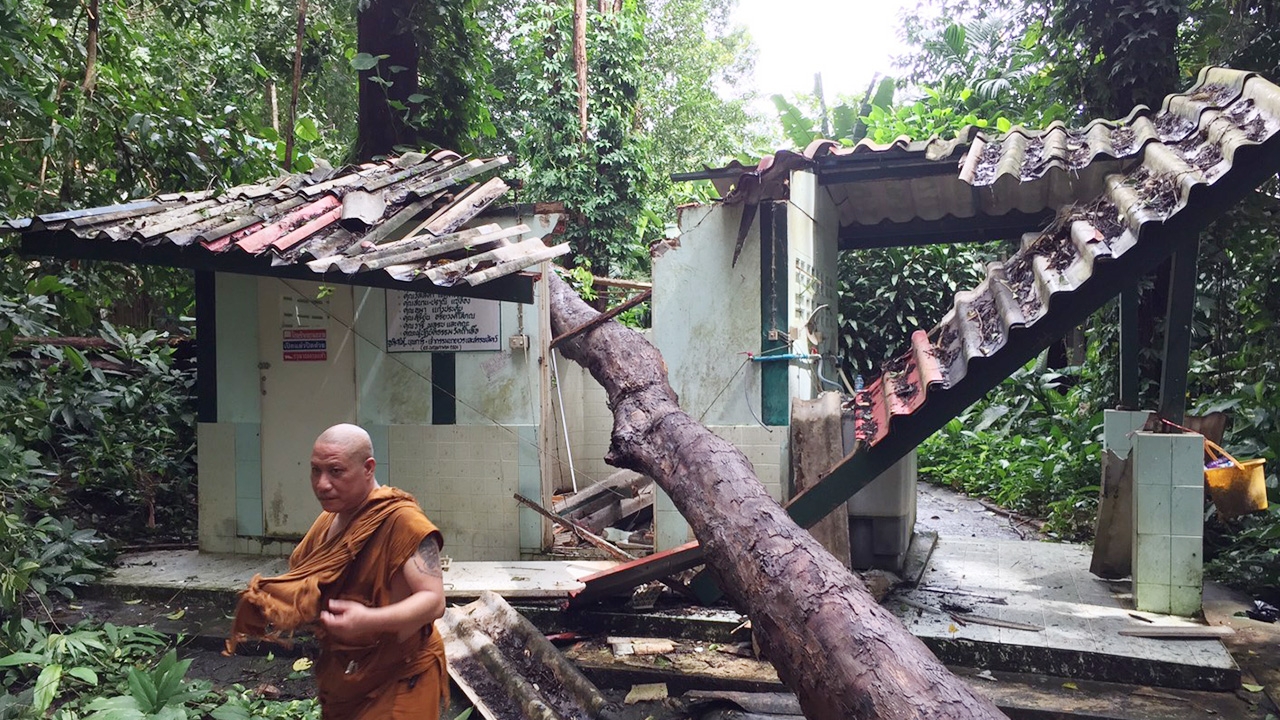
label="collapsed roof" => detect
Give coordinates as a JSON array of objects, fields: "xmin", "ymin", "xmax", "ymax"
[{"xmin": 2, "ymin": 150, "xmax": 569, "ymax": 304}]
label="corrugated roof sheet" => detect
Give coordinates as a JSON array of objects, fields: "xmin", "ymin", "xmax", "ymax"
[
  {"xmin": 3, "ymin": 150, "xmax": 568, "ymax": 295},
  {"xmin": 850, "ymin": 66, "xmax": 1280, "ymax": 448},
  {"xmin": 700, "ymin": 67, "xmax": 1277, "ymax": 239}
]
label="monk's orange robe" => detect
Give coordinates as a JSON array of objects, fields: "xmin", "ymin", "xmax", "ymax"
[{"xmin": 227, "ymin": 486, "xmax": 447, "ymax": 719}]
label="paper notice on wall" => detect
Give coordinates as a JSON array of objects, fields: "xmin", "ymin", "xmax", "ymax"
[
  {"xmin": 283, "ymin": 328, "xmax": 327, "ymax": 362},
  {"xmin": 386, "ymin": 291, "xmax": 501, "ymax": 353},
  {"xmin": 281, "ymin": 294, "xmax": 330, "ymax": 328}
]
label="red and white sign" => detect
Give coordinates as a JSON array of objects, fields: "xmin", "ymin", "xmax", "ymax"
[{"xmin": 283, "ymin": 328, "xmax": 327, "ymax": 362}]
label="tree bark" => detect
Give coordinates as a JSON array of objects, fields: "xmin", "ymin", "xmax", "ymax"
[
  {"xmin": 572, "ymin": 0, "xmax": 588, "ymax": 141},
  {"xmin": 547, "ymin": 272, "xmax": 1007, "ymax": 720},
  {"xmin": 354, "ymin": 0, "xmax": 421, "ymax": 161},
  {"xmin": 82, "ymin": 0, "xmax": 99, "ymax": 94},
  {"xmin": 284, "ymin": 0, "xmax": 307, "ymax": 172}
]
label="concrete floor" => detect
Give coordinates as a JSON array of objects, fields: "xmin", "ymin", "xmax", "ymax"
[
  {"xmin": 104, "ymin": 550, "xmax": 615, "ymax": 599},
  {"xmin": 891, "ymin": 537, "xmax": 1238, "ymax": 690},
  {"xmin": 97, "ymin": 484, "xmax": 1243, "ymax": 697}
]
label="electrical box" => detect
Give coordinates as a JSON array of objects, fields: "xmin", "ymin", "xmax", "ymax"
[{"xmin": 508, "ymin": 334, "xmax": 528, "ymax": 350}]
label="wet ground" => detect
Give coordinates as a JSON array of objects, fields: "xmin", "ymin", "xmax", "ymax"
[
  {"xmin": 55, "ymin": 481, "xmax": 1019, "ymax": 719},
  {"xmin": 916, "ymin": 481, "xmax": 1042, "ymax": 541}
]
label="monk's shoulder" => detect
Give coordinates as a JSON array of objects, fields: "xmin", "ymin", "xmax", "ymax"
[{"xmin": 381, "ymin": 503, "xmax": 442, "ymax": 553}]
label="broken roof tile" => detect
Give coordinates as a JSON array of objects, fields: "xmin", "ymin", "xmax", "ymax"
[{"xmin": 3, "ymin": 152, "xmax": 567, "ymax": 299}]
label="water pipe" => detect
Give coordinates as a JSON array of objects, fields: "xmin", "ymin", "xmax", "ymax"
[{"xmin": 746, "ymin": 352, "xmax": 818, "ymax": 362}]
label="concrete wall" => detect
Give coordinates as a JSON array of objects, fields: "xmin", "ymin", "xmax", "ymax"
[
  {"xmin": 655, "ymin": 204, "xmax": 764, "ymax": 426},
  {"xmin": 787, "ymin": 170, "xmax": 842, "ymax": 401},
  {"xmin": 199, "ymin": 212, "xmax": 557, "ymax": 559}
]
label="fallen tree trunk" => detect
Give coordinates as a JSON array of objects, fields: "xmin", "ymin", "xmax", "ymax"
[{"xmin": 547, "ymin": 271, "xmax": 1006, "ymax": 720}]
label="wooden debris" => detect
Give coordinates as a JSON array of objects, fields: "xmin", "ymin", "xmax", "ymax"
[
  {"xmin": 549, "ymin": 288, "xmax": 652, "ymax": 349},
  {"xmin": 609, "ymin": 637, "xmax": 676, "ymax": 656},
  {"xmin": 623, "ymin": 683, "xmax": 668, "ymax": 704},
  {"xmin": 512, "ymin": 492, "xmax": 635, "ymax": 562},
  {"xmin": 1118, "ymin": 625, "xmax": 1235, "ymax": 638}
]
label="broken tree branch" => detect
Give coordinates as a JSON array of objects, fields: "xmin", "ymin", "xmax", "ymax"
[
  {"xmin": 547, "ymin": 270, "xmax": 1007, "ymax": 720},
  {"xmin": 549, "ymin": 288, "xmax": 651, "ymax": 349}
]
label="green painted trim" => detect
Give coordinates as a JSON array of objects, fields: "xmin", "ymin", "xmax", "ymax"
[
  {"xmin": 760, "ymin": 202, "xmax": 789, "ymax": 426},
  {"xmin": 432, "ymin": 352, "xmax": 456, "ymax": 424},
  {"xmin": 1120, "ymin": 286, "xmax": 1140, "ymax": 409},
  {"xmin": 214, "ymin": 273, "xmax": 260, "ymax": 424},
  {"xmin": 1159, "ymin": 237, "xmax": 1200, "ymax": 424}
]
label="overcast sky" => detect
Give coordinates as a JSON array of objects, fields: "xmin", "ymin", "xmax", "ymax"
[{"xmin": 731, "ymin": 0, "xmax": 916, "ymax": 101}]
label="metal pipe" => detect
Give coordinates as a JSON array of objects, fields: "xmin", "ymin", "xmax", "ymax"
[
  {"xmin": 749, "ymin": 353, "xmax": 818, "ymax": 362},
  {"xmin": 550, "ymin": 350, "xmax": 578, "ymax": 492}
]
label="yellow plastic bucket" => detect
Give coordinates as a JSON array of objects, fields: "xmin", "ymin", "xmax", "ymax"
[{"xmin": 1204, "ymin": 439, "xmax": 1268, "ymax": 519}]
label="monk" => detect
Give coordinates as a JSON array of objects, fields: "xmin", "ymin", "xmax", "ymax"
[{"xmin": 227, "ymin": 423, "xmax": 448, "ymax": 719}]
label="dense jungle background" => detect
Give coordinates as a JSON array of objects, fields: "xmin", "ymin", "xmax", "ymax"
[{"xmin": 1, "ymin": 0, "xmax": 1278, "ymax": 716}]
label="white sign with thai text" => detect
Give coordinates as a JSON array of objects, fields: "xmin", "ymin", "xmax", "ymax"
[{"xmin": 386, "ymin": 291, "xmax": 501, "ymax": 353}]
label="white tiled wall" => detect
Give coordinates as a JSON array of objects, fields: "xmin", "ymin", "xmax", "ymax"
[
  {"xmin": 654, "ymin": 425, "xmax": 787, "ymax": 551},
  {"xmin": 1131, "ymin": 431, "xmax": 1204, "ymax": 616},
  {"xmin": 388, "ymin": 424, "xmax": 521, "ymax": 561}
]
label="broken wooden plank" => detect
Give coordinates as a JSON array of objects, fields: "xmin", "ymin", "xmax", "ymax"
[
  {"xmin": 608, "ymin": 637, "xmax": 676, "ymax": 656},
  {"xmin": 568, "ymin": 541, "xmax": 703, "ymax": 607},
  {"xmin": 513, "ymin": 492, "xmax": 635, "ymax": 562},
  {"xmin": 1117, "ymin": 625, "xmax": 1235, "ymax": 638},
  {"xmin": 555, "ymin": 470, "xmax": 651, "ymax": 517},
  {"xmin": 623, "ymin": 683, "xmax": 668, "ymax": 704}
]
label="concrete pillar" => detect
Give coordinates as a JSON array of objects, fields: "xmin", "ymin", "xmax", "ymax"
[
  {"xmin": 1131, "ymin": 431, "xmax": 1204, "ymax": 616},
  {"xmin": 653, "ymin": 487, "xmax": 691, "ymax": 552},
  {"xmin": 1090, "ymin": 410, "xmax": 1153, "ymax": 578},
  {"xmin": 847, "ymin": 450, "xmax": 917, "ymax": 572}
]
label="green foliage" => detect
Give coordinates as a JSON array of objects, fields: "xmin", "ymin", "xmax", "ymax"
[
  {"xmin": 0, "ymin": 620, "xmax": 167, "ymax": 717},
  {"xmin": 512, "ymin": 1, "xmax": 653, "ymax": 278},
  {"xmin": 919, "ymin": 349, "xmax": 1107, "ymax": 537},
  {"xmin": 0, "ymin": 514, "xmax": 103, "ymax": 612},
  {"xmin": 1205, "ymin": 506, "xmax": 1280, "ymax": 604},
  {"xmin": 83, "ymin": 650, "xmax": 210, "ymax": 719},
  {"xmin": 837, "ymin": 243, "xmax": 995, "ymax": 378}
]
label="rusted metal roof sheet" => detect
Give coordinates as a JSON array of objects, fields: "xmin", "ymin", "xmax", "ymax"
[
  {"xmin": 851, "ymin": 66, "xmax": 1280, "ymax": 448},
  {"xmin": 3, "ymin": 150, "xmax": 568, "ymax": 297},
  {"xmin": 696, "ymin": 67, "xmax": 1276, "ymax": 242}
]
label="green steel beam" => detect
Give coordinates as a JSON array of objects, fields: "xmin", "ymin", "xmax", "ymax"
[
  {"xmin": 759, "ymin": 202, "xmax": 790, "ymax": 426},
  {"xmin": 1158, "ymin": 237, "xmax": 1201, "ymax": 425},
  {"xmin": 1119, "ymin": 285, "xmax": 1140, "ymax": 410}
]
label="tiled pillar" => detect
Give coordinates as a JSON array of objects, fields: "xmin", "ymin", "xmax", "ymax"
[
  {"xmin": 1104, "ymin": 409, "xmax": 1151, "ymax": 459},
  {"xmin": 1131, "ymin": 431, "xmax": 1204, "ymax": 616}
]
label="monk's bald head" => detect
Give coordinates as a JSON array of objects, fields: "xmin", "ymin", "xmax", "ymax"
[
  {"xmin": 310, "ymin": 424, "xmax": 377, "ymax": 516},
  {"xmin": 314, "ymin": 423, "xmax": 373, "ymax": 464}
]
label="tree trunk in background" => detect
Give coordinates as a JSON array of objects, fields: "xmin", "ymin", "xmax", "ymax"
[
  {"xmin": 572, "ymin": 0, "xmax": 588, "ymax": 141},
  {"xmin": 354, "ymin": 0, "xmax": 421, "ymax": 161},
  {"xmin": 547, "ymin": 272, "xmax": 1008, "ymax": 720},
  {"xmin": 82, "ymin": 0, "xmax": 99, "ymax": 93}
]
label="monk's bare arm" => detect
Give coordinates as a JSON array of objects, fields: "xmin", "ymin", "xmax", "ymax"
[{"xmin": 320, "ymin": 534, "xmax": 447, "ymax": 643}]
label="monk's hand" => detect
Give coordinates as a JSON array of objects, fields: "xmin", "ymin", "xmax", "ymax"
[{"xmin": 320, "ymin": 599, "xmax": 377, "ymax": 643}]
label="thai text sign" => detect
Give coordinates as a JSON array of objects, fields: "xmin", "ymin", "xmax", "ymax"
[{"xmin": 386, "ymin": 291, "xmax": 501, "ymax": 352}]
